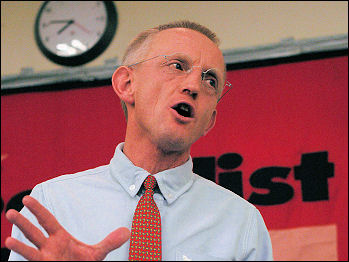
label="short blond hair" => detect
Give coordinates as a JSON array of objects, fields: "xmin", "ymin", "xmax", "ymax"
[{"xmin": 120, "ymin": 20, "xmax": 221, "ymax": 121}]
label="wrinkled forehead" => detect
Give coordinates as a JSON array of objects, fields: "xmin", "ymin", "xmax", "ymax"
[{"xmin": 147, "ymin": 28, "xmax": 225, "ymax": 75}]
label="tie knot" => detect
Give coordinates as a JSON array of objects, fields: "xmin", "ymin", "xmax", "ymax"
[{"xmin": 144, "ymin": 175, "xmax": 157, "ymax": 190}]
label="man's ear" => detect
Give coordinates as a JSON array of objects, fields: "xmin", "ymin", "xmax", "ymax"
[
  {"xmin": 112, "ymin": 66, "xmax": 135, "ymax": 105},
  {"xmin": 203, "ymin": 110, "xmax": 217, "ymax": 136}
]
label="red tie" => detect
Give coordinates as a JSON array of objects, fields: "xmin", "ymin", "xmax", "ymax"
[{"xmin": 129, "ymin": 175, "xmax": 162, "ymax": 261}]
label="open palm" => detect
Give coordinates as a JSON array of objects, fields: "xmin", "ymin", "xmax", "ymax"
[{"xmin": 5, "ymin": 196, "xmax": 130, "ymax": 261}]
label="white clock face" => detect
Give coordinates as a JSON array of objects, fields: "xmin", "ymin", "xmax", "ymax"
[{"xmin": 38, "ymin": 1, "xmax": 107, "ymax": 57}]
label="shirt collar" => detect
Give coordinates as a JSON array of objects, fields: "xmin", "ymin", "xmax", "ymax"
[{"xmin": 109, "ymin": 142, "xmax": 195, "ymax": 204}]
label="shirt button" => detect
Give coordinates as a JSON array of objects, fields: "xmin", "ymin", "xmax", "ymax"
[
  {"xmin": 168, "ymin": 193, "xmax": 173, "ymax": 199},
  {"xmin": 129, "ymin": 184, "xmax": 136, "ymax": 191}
]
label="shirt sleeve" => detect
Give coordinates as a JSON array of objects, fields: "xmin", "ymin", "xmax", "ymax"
[
  {"xmin": 8, "ymin": 184, "xmax": 50, "ymax": 261},
  {"xmin": 243, "ymin": 207, "xmax": 274, "ymax": 261}
]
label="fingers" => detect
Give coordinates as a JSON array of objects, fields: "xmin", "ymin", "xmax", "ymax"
[
  {"xmin": 94, "ymin": 227, "xmax": 130, "ymax": 259},
  {"xmin": 5, "ymin": 237, "xmax": 42, "ymax": 261},
  {"xmin": 6, "ymin": 209, "xmax": 46, "ymax": 248},
  {"xmin": 22, "ymin": 195, "xmax": 62, "ymax": 235}
]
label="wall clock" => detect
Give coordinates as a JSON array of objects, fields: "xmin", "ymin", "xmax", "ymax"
[{"xmin": 34, "ymin": 1, "xmax": 118, "ymax": 66}]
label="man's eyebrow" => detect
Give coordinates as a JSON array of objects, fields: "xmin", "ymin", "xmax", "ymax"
[
  {"xmin": 204, "ymin": 69, "xmax": 218, "ymax": 79},
  {"xmin": 167, "ymin": 53, "xmax": 190, "ymax": 61}
]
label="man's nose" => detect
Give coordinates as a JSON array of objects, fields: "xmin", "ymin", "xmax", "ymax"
[
  {"xmin": 181, "ymin": 88, "xmax": 198, "ymax": 100},
  {"xmin": 181, "ymin": 68, "xmax": 202, "ymax": 99}
]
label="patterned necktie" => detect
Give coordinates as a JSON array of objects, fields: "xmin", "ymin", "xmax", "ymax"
[{"xmin": 129, "ymin": 175, "xmax": 162, "ymax": 261}]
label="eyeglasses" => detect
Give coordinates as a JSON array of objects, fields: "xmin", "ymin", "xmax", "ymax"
[{"xmin": 127, "ymin": 53, "xmax": 233, "ymax": 103}]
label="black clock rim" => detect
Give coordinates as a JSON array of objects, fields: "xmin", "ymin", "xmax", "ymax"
[{"xmin": 34, "ymin": 1, "xmax": 118, "ymax": 67}]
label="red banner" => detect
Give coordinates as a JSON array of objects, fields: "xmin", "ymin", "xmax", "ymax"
[{"xmin": 1, "ymin": 55, "xmax": 348, "ymax": 260}]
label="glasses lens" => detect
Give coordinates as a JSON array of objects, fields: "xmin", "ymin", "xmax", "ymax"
[
  {"xmin": 162, "ymin": 53, "xmax": 192, "ymax": 73},
  {"xmin": 202, "ymin": 68, "xmax": 219, "ymax": 93}
]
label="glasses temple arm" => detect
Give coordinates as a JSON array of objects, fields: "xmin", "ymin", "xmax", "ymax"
[
  {"xmin": 218, "ymin": 83, "xmax": 233, "ymax": 102},
  {"xmin": 127, "ymin": 55, "xmax": 164, "ymax": 67}
]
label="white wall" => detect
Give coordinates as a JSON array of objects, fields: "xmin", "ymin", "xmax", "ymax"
[{"xmin": 1, "ymin": 1, "xmax": 348, "ymax": 76}]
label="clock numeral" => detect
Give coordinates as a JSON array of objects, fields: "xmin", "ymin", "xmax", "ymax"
[
  {"xmin": 45, "ymin": 36, "xmax": 50, "ymax": 42},
  {"xmin": 44, "ymin": 7, "xmax": 52, "ymax": 13},
  {"xmin": 96, "ymin": 16, "xmax": 105, "ymax": 22}
]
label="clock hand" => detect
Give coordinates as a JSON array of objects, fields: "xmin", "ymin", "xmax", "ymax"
[
  {"xmin": 73, "ymin": 21, "xmax": 91, "ymax": 34},
  {"xmin": 49, "ymin": 20, "xmax": 73, "ymax": 24},
  {"xmin": 57, "ymin": 20, "xmax": 74, "ymax": 35}
]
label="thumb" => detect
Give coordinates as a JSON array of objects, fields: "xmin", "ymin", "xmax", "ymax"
[{"xmin": 94, "ymin": 227, "xmax": 130, "ymax": 259}]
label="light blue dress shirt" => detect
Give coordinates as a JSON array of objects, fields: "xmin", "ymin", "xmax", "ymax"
[{"xmin": 9, "ymin": 142, "xmax": 273, "ymax": 261}]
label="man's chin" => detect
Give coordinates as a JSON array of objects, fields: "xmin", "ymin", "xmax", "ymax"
[{"xmin": 155, "ymin": 135, "xmax": 193, "ymax": 155}]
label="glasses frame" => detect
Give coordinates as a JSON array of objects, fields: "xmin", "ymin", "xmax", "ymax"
[{"xmin": 127, "ymin": 53, "xmax": 233, "ymax": 103}]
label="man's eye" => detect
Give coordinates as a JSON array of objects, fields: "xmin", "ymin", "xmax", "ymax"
[
  {"xmin": 170, "ymin": 62, "xmax": 184, "ymax": 71},
  {"xmin": 204, "ymin": 77, "xmax": 218, "ymax": 89}
]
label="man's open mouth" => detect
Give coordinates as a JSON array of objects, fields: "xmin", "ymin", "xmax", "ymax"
[{"xmin": 171, "ymin": 103, "xmax": 194, "ymax": 118}]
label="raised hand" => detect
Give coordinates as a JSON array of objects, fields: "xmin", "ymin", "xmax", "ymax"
[{"xmin": 5, "ymin": 196, "xmax": 130, "ymax": 261}]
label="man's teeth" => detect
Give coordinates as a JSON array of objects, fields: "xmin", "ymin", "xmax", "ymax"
[
  {"xmin": 173, "ymin": 103, "xmax": 192, "ymax": 117},
  {"xmin": 180, "ymin": 104, "xmax": 189, "ymax": 112}
]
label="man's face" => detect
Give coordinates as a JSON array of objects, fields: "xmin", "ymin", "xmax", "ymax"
[{"xmin": 129, "ymin": 28, "xmax": 226, "ymax": 153}]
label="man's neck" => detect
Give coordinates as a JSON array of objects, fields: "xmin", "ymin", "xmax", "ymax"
[{"xmin": 123, "ymin": 134, "xmax": 190, "ymax": 175}]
